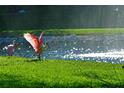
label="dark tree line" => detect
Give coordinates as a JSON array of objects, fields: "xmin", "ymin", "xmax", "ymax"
[{"xmin": 0, "ymin": 5, "xmax": 124, "ymax": 30}]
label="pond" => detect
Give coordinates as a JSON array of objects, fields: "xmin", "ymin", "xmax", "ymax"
[{"xmin": 1, "ymin": 34, "xmax": 124, "ymax": 63}]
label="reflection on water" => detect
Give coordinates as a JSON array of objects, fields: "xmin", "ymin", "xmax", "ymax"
[{"xmin": 1, "ymin": 34, "xmax": 124, "ymax": 63}]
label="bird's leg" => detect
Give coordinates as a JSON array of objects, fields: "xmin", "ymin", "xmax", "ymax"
[
  {"xmin": 37, "ymin": 54, "xmax": 41, "ymax": 60},
  {"xmin": 38, "ymin": 55, "xmax": 40, "ymax": 60}
]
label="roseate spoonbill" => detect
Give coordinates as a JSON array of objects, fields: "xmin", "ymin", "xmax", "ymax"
[
  {"xmin": 3, "ymin": 40, "xmax": 18, "ymax": 56},
  {"xmin": 24, "ymin": 32, "xmax": 48, "ymax": 60}
]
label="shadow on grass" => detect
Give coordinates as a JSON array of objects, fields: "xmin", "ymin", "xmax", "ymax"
[
  {"xmin": 25, "ymin": 59, "xmax": 46, "ymax": 63},
  {"xmin": 25, "ymin": 58, "xmax": 49, "ymax": 62},
  {"xmin": 26, "ymin": 59, "xmax": 40, "ymax": 62}
]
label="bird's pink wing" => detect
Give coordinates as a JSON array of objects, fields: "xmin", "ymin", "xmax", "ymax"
[{"xmin": 24, "ymin": 33, "xmax": 41, "ymax": 53}]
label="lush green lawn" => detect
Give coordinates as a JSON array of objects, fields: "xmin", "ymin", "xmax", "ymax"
[
  {"xmin": 1, "ymin": 28, "xmax": 124, "ymax": 36},
  {"xmin": 0, "ymin": 56, "xmax": 124, "ymax": 88}
]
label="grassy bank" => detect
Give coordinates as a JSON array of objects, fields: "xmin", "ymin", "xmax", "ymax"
[
  {"xmin": 1, "ymin": 28, "xmax": 124, "ymax": 37},
  {"xmin": 0, "ymin": 56, "xmax": 124, "ymax": 88}
]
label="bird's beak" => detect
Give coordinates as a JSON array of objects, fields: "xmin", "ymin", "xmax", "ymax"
[{"xmin": 41, "ymin": 32, "xmax": 44, "ymax": 35}]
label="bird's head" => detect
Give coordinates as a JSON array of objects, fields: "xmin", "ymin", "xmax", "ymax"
[
  {"xmin": 12, "ymin": 40, "xmax": 16, "ymax": 45},
  {"xmin": 40, "ymin": 32, "xmax": 44, "ymax": 36}
]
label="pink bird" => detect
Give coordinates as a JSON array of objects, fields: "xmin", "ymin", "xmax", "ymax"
[
  {"xmin": 24, "ymin": 32, "xmax": 44, "ymax": 60},
  {"xmin": 4, "ymin": 40, "xmax": 18, "ymax": 56}
]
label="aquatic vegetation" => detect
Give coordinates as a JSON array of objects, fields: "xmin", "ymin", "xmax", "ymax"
[{"xmin": 0, "ymin": 56, "xmax": 124, "ymax": 88}]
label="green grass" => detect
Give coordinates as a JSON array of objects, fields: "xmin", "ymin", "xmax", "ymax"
[
  {"xmin": 1, "ymin": 28, "xmax": 124, "ymax": 36},
  {"xmin": 0, "ymin": 56, "xmax": 124, "ymax": 88}
]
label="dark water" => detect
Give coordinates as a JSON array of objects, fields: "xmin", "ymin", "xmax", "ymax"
[{"xmin": 1, "ymin": 34, "xmax": 124, "ymax": 63}]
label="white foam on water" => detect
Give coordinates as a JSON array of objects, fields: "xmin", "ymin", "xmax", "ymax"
[
  {"xmin": 76, "ymin": 51, "xmax": 124, "ymax": 58},
  {"xmin": 63, "ymin": 50, "xmax": 124, "ymax": 61}
]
